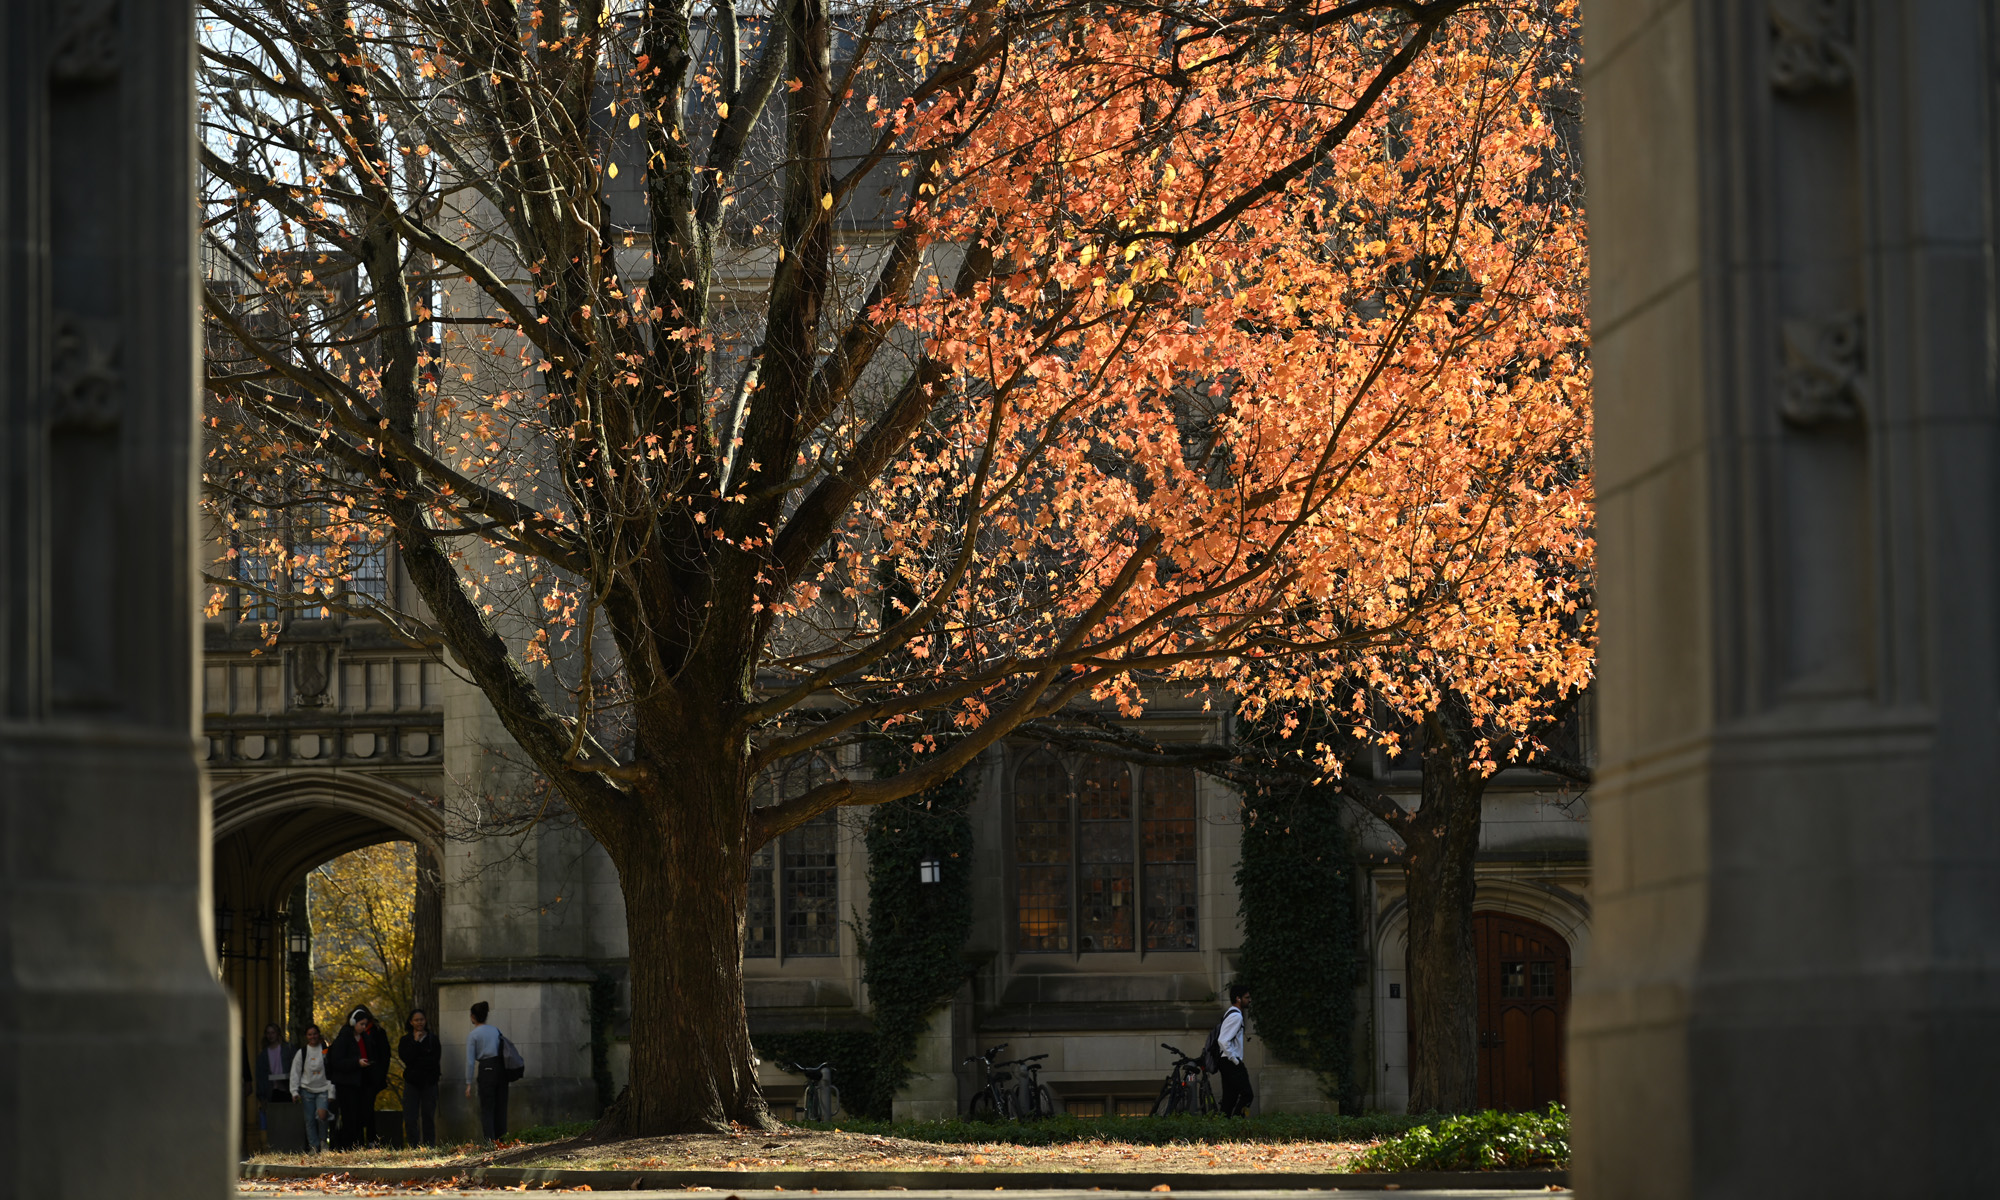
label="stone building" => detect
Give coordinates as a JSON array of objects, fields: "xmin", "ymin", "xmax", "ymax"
[{"xmin": 205, "ymin": 551, "xmax": 1593, "ymax": 1134}]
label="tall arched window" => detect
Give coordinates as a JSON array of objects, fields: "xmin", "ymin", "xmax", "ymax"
[
  {"xmin": 1014, "ymin": 751, "xmax": 1072, "ymax": 952},
  {"xmin": 1141, "ymin": 766, "xmax": 1199, "ymax": 950},
  {"xmin": 745, "ymin": 754, "xmax": 839, "ymax": 959},
  {"xmin": 1077, "ymin": 759, "xmax": 1135, "ymax": 952},
  {"xmin": 1013, "ymin": 753, "xmax": 1199, "ymax": 954}
]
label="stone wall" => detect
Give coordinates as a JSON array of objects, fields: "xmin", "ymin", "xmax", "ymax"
[{"xmin": 1577, "ymin": 0, "xmax": 2000, "ymax": 1193}]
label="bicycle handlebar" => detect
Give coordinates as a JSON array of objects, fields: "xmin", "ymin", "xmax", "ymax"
[{"xmin": 961, "ymin": 1043, "xmax": 1011, "ymax": 1067}]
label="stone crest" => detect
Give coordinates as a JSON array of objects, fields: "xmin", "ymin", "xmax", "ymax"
[
  {"xmin": 1770, "ymin": 0, "xmax": 1853, "ymax": 95},
  {"xmin": 1778, "ymin": 311, "xmax": 1866, "ymax": 427}
]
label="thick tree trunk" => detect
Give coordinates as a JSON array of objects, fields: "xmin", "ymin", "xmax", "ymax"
[
  {"xmin": 604, "ymin": 749, "xmax": 773, "ymax": 1135},
  {"xmin": 1403, "ymin": 716, "xmax": 1487, "ymax": 1113}
]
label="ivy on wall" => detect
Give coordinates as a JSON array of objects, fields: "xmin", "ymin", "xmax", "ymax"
[
  {"xmin": 1235, "ymin": 772, "xmax": 1364, "ymax": 1108},
  {"xmin": 754, "ymin": 749, "xmax": 975, "ymax": 1119}
]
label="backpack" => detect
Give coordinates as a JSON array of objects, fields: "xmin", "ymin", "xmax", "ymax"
[
  {"xmin": 499, "ymin": 1034, "xmax": 526, "ymax": 1083},
  {"xmin": 1198, "ymin": 1012, "xmax": 1227, "ymax": 1075}
]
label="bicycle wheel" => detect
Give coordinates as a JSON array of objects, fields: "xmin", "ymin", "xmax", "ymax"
[
  {"xmin": 1193, "ymin": 1076, "xmax": 1217, "ymax": 1116},
  {"xmin": 1151, "ymin": 1080, "xmax": 1179, "ymax": 1117},
  {"xmin": 824, "ymin": 1084, "xmax": 841, "ymax": 1120},
  {"xmin": 969, "ymin": 1090, "xmax": 997, "ymax": 1120},
  {"xmin": 1032, "ymin": 1085, "xmax": 1054, "ymax": 1118},
  {"xmin": 802, "ymin": 1087, "xmax": 825, "ymax": 1123}
]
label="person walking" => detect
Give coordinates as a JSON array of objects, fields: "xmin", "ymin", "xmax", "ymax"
[
  {"xmin": 325, "ymin": 1006, "xmax": 391, "ymax": 1149},
  {"xmin": 289, "ymin": 1025, "xmax": 337, "ymax": 1153},
  {"xmin": 250, "ymin": 1022, "xmax": 296, "ymax": 1143},
  {"xmin": 464, "ymin": 1001, "xmax": 510, "ymax": 1143},
  {"xmin": 1217, "ymin": 983, "xmax": 1254, "ymax": 1117},
  {"xmin": 398, "ymin": 1008, "xmax": 443, "ymax": 1147}
]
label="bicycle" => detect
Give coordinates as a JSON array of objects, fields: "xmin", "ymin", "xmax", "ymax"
[
  {"xmin": 1150, "ymin": 1043, "xmax": 1217, "ymax": 1116},
  {"xmin": 780, "ymin": 1061, "xmax": 841, "ymax": 1122},
  {"xmin": 1012, "ymin": 1053, "xmax": 1055, "ymax": 1118},
  {"xmin": 962, "ymin": 1043, "xmax": 1017, "ymax": 1119}
]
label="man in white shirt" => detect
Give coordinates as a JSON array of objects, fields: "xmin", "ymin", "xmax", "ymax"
[{"xmin": 1218, "ymin": 983, "xmax": 1253, "ymax": 1116}]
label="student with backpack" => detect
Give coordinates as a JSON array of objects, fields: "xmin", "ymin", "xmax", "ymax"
[
  {"xmin": 464, "ymin": 1000, "xmax": 524, "ymax": 1142},
  {"xmin": 1215, "ymin": 983, "xmax": 1254, "ymax": 1117}
]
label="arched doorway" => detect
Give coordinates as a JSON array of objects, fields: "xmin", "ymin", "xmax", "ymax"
[
  {"xmin": 1473, "ymin": 911, "xmax": 1569, "ymax": 1109},
  {"xmin": 210, "ymin": 772, "xmax": 444, "ymax": 1143}
]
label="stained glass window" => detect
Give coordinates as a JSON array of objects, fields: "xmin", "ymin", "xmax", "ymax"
[
  {"xmin": 1141, "ymin": 766, "xmax": 1199, "ymax": 951},
  {"xmin": 1014, "ymin": 752, "xmax": 1072, "ymax": 952},
  {"xmin": 1013, "ymin": 753, "xmax": 1198, "ymax": 955},
  {"xmin": 1077, "ymin": 760, "xmax": 1134, "ymax": 952}
]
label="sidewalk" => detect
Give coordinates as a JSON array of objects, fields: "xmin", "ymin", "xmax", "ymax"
[{"xmin": 241, "ymin": 1189, "xmax": 1561, "ymax": 1199}]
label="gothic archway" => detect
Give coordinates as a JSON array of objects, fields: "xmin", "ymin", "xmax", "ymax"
[{"xmin": 211, "ymin": 770, "xmax": 445, "ymax": 1141}]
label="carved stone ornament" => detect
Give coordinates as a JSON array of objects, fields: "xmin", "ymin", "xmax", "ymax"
[
  {"xmin": 49, "ymin": 1, "xmax": 119, "ymax": 86},
  {"xmin": 49, "ymin": 312, "xmax": 122, "ymax": 431},
  {"xmin": 1770, "ymin": 0, "xmax": 1853, "ymax": 95},
  {"xmin": 1779, "ymin": 311, "xmax": 1866, "ymax": 427},
  {"xmin": 292, "ymin": 644, "xmax": 335, "ymax": 709}
]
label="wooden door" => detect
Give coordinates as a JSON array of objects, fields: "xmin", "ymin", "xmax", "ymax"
[{"xmin": 1474, "ymin": 912, "xmax": 1569, "ymax": 1110}]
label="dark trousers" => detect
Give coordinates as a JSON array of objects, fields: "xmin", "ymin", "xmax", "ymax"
[
  {"xmin": 403, "ymin": 1081, "xmax": 438, "ymax": 1146},
  {"xmin": 334, "ymin": 1086, "xmax": 379, "ymax": 1148},
  {"xmin": 1219, "ymin": 1059, "xmax": 1254, "ymax": 1117},
  {"xmin": 478, "ymin": 1081, "xmax": 509, "ymax": 1142}
]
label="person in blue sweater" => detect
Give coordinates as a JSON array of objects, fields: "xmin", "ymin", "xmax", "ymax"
[{"xmin": 464, "ymin": 1000, "xmax": 508, "ymax": 1141}]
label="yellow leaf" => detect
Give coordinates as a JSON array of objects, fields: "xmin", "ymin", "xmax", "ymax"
[
  {"xmin": 821, "ymin": 192, "xmax": 833, "ymax": 210},
  {"xmin": 718, "ymin": 102, "xmax": 730, "ymax": 120},
  {"xmin": 607, "ymin": 162, "xmax": 619, "ymax": 178},
  {"xmin": 628, "ymin": 112, "xmax": 640, "ymax": 130}
]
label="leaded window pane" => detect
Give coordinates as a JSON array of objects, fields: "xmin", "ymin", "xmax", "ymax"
[
  {"xmin": 1014, "ymin": 752, "xmax": 1071, "ymax": 951},
  {"xmin": 1141, "ymin": 766, "xmax": 1199, "ymax": 951},
  {"xmin": 744, "ymin": 842, "xmax": 776, "ymax": 957},
  {"xmin": 744, "ymin": 753, "xmax": 837, "ymax": 958},
  {"xmin": 1077, "ymin": 760, "xmax": 1133, "ymax": 952},
  {"xmin": 1530, "ymin": 960, "xmax": 1556, "ymax": 998},
  {"xmin": 348, "ymin": 541, "xmax": 389, "ymax": 602},
  {"xmin": 238, "ymin": 551, "xmax": 281, "ymax": 622},
  {"xmin": 783, "ymin": 812, "xmax": 839, "ymax": 956}
]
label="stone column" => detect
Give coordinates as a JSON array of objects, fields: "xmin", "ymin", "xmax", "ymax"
[
  {"xmin": 0, "ymin": 0, "xmax": 237, "ymax": 1195},
  {"xmin": 1577, "ymin": 1, "xmax": 2000, "ymax": 1195}
]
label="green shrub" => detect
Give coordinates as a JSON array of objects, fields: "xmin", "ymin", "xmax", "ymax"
[
  {"xmin": 1353, "ymin": 1105, "xmax": 1568, "ymax": 1171},
  {"xmin": 789, "ymin": 1111, "xmax": 1424, "ymax": 1146}
]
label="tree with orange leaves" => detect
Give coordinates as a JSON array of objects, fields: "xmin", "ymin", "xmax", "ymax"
[{"xmin": 200, "ymin": 0, "xmax": 1586, "ymax": 1133}]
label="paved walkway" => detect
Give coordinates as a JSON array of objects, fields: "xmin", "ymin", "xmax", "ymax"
[{"xmin": 240, "ymin": 1191, "xmax": 1557, "ymax": 1199}]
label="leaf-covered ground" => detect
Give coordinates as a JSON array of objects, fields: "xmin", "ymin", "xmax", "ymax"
[{"xmin": 245, "ymin": 1124, "xmax": 1388, "ymax": 1177}]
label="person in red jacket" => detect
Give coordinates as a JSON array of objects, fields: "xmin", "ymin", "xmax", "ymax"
[{"xmin": 325, "ymin": 1007, "xmax": 390, "ymax": 1149}]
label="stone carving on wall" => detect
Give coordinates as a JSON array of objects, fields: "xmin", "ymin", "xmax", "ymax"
[
  {"xmin": 292, "ymin": 644, "xmax": 335, "ymax": 708},
  {"xmin": 1778, "ymin": 311, "xmax": 1866, "ymax": 427},
  {"xmin": 49, "ymin": 1, "xmax": 120, "ymax": 86},
  {"xmin": 49, "ymin": 312, "xmax": 122, "ymax": 431},
  {"xmin": 1770, "ymin": 0, "xmax": 1853, "ymax": 95}
]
